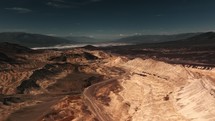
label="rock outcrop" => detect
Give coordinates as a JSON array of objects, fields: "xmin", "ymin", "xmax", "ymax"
[{"xmin": 84, "ymin": 58, "xmax": 215, "ymax": 121}]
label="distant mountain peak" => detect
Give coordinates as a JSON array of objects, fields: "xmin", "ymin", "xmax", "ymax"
[
  {"xmin": 161, "ymin": 32, "xmax": 215, "ymax": 46},
  {"xmin": 0, "ymin": 32, "xmax": 77, "ymax": 47},
  {"xmin": 115, "ymin": 33, "xmax": 201, "ymax": 44}
]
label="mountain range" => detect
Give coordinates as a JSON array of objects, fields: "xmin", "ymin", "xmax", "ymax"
[
  {"xmin": 0, "ymin": 32, "xmax": 214, "ymax": 48},
  {"xmin": 64, "ymin": 36, "xmax": 99, "ymax": 43},
  {"xmin": 115, "ymin": 33, "xmax": 201, "ymax": 44},
  {"xmin": 0, "ymin": 32, "xmax": 76, "ymax": 48},
  {"xmin": 161, "ymin": 32, "xmax": 215, "ymax": 46}
]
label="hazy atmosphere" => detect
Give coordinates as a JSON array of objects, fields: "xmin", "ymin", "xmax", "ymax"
[
  {"xmin": 1, "ymin": 1, "xmax": 215, "ymax": 121},
  {"xmin": 1, "ymin": 0, "xmax": 215, "ymax": 39}
]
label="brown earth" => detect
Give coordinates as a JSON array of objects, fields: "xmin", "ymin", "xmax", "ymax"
[{"xmin": 0, "ymin": 43, "xmax": 215, "ymax": 121}]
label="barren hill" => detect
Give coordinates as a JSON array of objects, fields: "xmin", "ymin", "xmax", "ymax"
[{"xmin": 0, "ymin": 42, "xmax": 215, "ymax": 121}]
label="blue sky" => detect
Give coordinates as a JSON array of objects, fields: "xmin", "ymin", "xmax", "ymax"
[{"xmin": 1, "ymin": 0, "xmax": 215, "ymax": 39}]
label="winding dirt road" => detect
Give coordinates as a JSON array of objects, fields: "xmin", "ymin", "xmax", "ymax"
[{"xmin": 83, "ymin": 79, "xmax": 117, "ymax": 121}]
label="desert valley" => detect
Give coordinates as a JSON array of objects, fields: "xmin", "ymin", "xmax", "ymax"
[{"xmin": 0, "ymin": 32, "xmax": 215, "ymax": 121}]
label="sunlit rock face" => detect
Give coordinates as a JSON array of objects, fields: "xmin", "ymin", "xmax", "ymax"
[
  {"xmin": 173, "ymin": 73, "xmax": 215, "ymax": 121},
  {"xmin": 87, "ymin": 58, "xmax": 215, "ymax": 121}
]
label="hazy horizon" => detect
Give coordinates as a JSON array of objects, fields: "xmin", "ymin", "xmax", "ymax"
[
  {"xmin": 1, "ymin": 0, "xmax": 215, "ymax": 39},
  {"xmin": 0, "ymin": 31, "xmax": 211, "ymax": 40}
]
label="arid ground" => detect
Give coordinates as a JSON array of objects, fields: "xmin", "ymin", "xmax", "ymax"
[{"xmin": 0, "ymin": 42, "xmax": 215, "ymax": 121}]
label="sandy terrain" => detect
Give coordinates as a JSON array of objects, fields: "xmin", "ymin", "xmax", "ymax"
[
  {"xmin": 83, "ymin": 58, "xmax": 215, "ymax": 121},
  {"xmin": 1, "ymin": 43, "xmax": 215, "ymax": 121}
]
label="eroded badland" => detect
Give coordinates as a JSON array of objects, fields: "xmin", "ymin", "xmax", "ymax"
[{"xmin": 0, "ymin": 43, "xmax": 215, "ymax": 121}]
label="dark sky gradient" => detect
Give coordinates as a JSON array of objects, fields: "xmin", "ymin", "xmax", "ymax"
[{"xmin": 0, "ymin": 0, "xmax": 215, "ymax": 39}]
